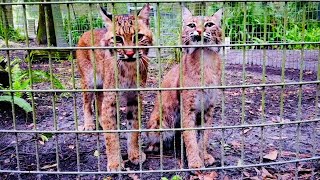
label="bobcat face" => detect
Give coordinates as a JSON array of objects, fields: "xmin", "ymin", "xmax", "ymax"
[
  {"xmin": 100, "ymin": 6, "xmax": 153, "ymax": 62},
  {"xmin": 182, "ymin": 8, "xmax": 223, "ymax": 53}
]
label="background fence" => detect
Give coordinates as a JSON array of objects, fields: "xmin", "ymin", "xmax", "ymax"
[{"xmin": 0, "ymin": 0, "xmax": 320, "ymax": 179}]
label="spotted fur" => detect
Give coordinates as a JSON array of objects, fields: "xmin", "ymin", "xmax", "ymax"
[
  {"xmin": 76, "ymin": 4, "xmax": 152, "ymax": 171},
  {"xmin": 147, "ymin": 7, "xmax": 223, "ymax": 169}
]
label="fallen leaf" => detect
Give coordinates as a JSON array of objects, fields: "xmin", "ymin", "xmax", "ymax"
[
  {"xmin": 94, "ymin": 150, "xmax": 100, "ymax": 157},
  {"xmin": 261, "ymin": 167, "xmax": 275, "ymax": 179},
  {"xmin": 27, "ymin": 123, "xmax": 35, "ymax": 129},
  {"xmin": 222, "ymin": 175, "xmax": 230, "ymax": 180},
  {"xmin": 242, "ymin": 128, "xmax": 252, "ymax": 134},
  {"xmin": 237, "ymin": 159, "xmax": 242, "ymax": 166},
  {"xmin": 196, "ymin": 171, "xmax": 218, "ymax": 180},
  {"xmin": 243, "ymin": 171, "xmax": 250, "ymax": 177},
  {"xmin": 253, "ymin": 167, "xmax": 260, "ymax": 176},
  {"xmin": 263, "ymin": 150, "xmax": 278, "ymax": 161},
  {"xmin": 103, "ymin": 177, "xmax": 112, "ymax": 180},
  {"xmin": 4, "ymin": 158, "xmax": 10, "ymax": 163},
  {"xmin": 278, "ymin": 173, "xmax": 293, "ymax": 179},
  {"xmin": 231, "ymin": 141, "xmax": 241, "ymax": 149},
  {"xmin": 269, "ymin": 136, "xmax": 288, "ymax": 140},
  {"xmin": 41, "ymin": 163, "xmax": 57, "ymax": 170},
  {"xmin": 68, "ymin": 145, "xmax": 75, "ymax": 149},
  {"xmin": 78, "ymin": 125, "xmax": 84, "ymax": 131},
  {"xmin": 39, "ymin": 140, "xmax": 45, "ymax": 145},
  {"xmin": 249, "ymin": 176, "xmax": 260, "ymax": 180},
  {"xmin": 128, "ymin": 173, "xmax": 140, "ymax": 180}
]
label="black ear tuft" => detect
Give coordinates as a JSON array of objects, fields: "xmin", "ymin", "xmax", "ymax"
[{"xmin": 100, "ymin": 6, "xmax": 112, "ymax": 20}]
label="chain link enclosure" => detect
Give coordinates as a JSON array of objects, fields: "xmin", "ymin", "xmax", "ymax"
[{"xmin": 0, "ymin": 0, "xmax": 319, "ymax": 179}]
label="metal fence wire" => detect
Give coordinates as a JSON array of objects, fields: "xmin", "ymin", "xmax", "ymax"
[{"xmin": 0, "ymin": 0, "xmax": 319, "ymax": 179}]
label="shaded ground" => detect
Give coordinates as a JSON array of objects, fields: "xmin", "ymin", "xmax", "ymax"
[{"xmin": 0, "ymin": 45, "xmax": 320, "ymax": 179}]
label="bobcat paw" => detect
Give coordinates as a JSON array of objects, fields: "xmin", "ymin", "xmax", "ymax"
[
  {"xmin": 204, "ymin": 154, "xmax": 215, "ymax": 166},
  {"xmin": 188, "ymin": 157, "xmax": 204, "ymax": 169},
  {"xmin": 107, "ymin": 161, "xmax": 122, "ymax": 172},
  {"xmin": 83, "ymin": 123, "xmax": 95, "ymax": 131},
  {"xmin": 129, "ymin": 150, "xmax": 146, "ymax": 165}
]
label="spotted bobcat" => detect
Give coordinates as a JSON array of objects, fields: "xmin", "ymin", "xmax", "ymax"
[
  {"xmin": 76, "ymin": 4, "xmax": 152, "ymax": 171},
  {"xmin": 147, "ymin": 6, "xmax": 222, "ymax": 169}
]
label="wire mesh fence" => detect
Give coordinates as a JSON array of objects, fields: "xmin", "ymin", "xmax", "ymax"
[{"xmin": 0, "ymin": 0, "xmax": 319, "ymax": 179}]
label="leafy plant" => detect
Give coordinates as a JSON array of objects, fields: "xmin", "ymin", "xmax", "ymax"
[
  {"xmin": 0, "ymin": 56, "xmax": 65, "ymax": 113},
  {"xmin": 0, "ymin": 23, "xmax": 25, "ymax": 42},
  {"xmin": 161, "ymin": 175, "xmax": 182, "ymax": 180},
  {"xmin": 223, "ymin": 2, "xmax": 319, "ymax": 50},
  {"xmin": 63, "ymin": 15, "xmax": 104, "ymax": 45}
]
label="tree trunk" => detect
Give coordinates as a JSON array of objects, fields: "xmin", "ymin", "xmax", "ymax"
[
  {"xmin": 36, "ymin": 0, "xmax": 56, "ymax": 46},
  {"xmin": 0, "ymin": 0, "xmax": 13, "ymax": 28}
]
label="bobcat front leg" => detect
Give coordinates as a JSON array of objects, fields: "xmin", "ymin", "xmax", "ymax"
[
  {"xmin": 182, "ymin": 94, "xmax": 204, "ymax": 169},
  {"xmin": 81, "ymin": 78, "xmax": 95, "ymax": 130},
  {"xmin": 126, "ymin": 95, "xmax": 146, "ymax": 165},
  {"xmin": 200, "ymin": 104, "xmax": 215, "ymax": 166},
  {"xmin": 100, "ymin": 92, "xmax": 122, "ymax": 172}
]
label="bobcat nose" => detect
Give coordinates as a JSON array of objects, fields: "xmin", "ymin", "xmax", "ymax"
[
  {"xmin": 125, "ymin": 50, "xmax": 135, "ymax": 57},
  {"xmin": 196, "ymin": 29, "xmax": 202, "ymax": 35}
]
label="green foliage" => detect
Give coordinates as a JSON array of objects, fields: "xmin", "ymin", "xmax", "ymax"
[
  {"xmin": 0, "ymin": 23, "xmax": 25, "ymax": 42},
  {"xmin": 224, "ymin": 2, "xmax": 319, "ymax": 49},
  {"xmin": 0, "ymin": 56, "xmax": 65, "ymax": 113},
  {"xmin": 0, "ymin": 95, "xmax": 32, "ymax": 113},
  {"xmin": 63, "ymin": 15, "xmax": 104, "ymax": 44},
  {"xmin": 161, "ymin": 175, "xmax": 182, "ymax": 180}
]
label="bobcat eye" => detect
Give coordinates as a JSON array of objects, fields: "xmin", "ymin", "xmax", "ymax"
[
  {"xmin": 133, "ymin": 33, "xmax": 144, "ymax": 43},
  {"xmin": 205, "ymin": 22, "xmax": 214, "ymax": 27},
  {"xmin": 187, "ymin": 23, "xmax": 196, "ymax": 28},
  {"xmin": 115, "ymin": 36, "xmax": 123, "ymax": 44}
]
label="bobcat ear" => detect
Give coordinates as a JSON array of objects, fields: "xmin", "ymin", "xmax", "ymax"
[
  {"xmin": 99, "ymin": 6, "xmax": 112, "ymax": 26},
  {"xmin": 213, "ymin": 8, "xmax": 223, "ymax": 24},
  {"xmin": 138, "ymin": 3, "xmax": 151, "ymax": 25},
  {"xmin": 182, "ymin": 6, "xmax": 192, "ymax": 22}
]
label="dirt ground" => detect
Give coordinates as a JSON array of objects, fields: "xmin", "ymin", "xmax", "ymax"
[{"xmin": 0, "ymin": 45, "xmax": 320, "ymax": 179}]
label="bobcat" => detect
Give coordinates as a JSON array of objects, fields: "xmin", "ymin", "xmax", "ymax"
[
  {"xmin": 76, "ymin": 4, "xmax": 152, "ymax": 171},
  {"xmin": 147, "ymin": 7, "xmax": 222, "ymax": 169}
]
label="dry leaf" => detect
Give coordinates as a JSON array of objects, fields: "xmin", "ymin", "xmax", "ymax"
[
  {"xmin": 128, "ymin": 173, "xmax": 140, "ymax": 180},
  {"xmin": 278, "ymin": 173, "xmax": 293, "ymax": 180},
  {"xmin": 231, "ymin": 141, "xmax": 241, "ymax": 149},
  {"xmin": 282, "ymin": 151, "xmax": 295, "ymax": 157},
  {"xmin": 243, "ymin": 171, "xmax": 250, "ymax": 177},
  {"xmin": 39, "ymin": 140, "xmax": 45, "ymax": 145},
  {"xmin": 249, "ymin": 176, "xmax": 260, "ymax": 180},
  {"xmin": 196, "ymin": 171, "xmax": 218, "ymax": 180},
  {"xmin": 27, "ymin": 123, "xmax": 35, "ymax": 129},
  {"xmin": 94, "ymin": 150, "xmax": 100, "ymax": 157},
  {"xmin": 269, "ymin": 136, "xmax": 288, "ymax": 140},
  {"xmin": 68, "ymin": 144, "xmax": 75, "ymax": 149},
  {"xmin": 243, "ymin": 128, "xmax": 252, "ymax": 134},
  {"xmin": 4, "ymin": 159, "xmax": 10, "ymax": 163},
  {"xmin": 78, "ymin": 125, "xmax": 84, "ymax": 131},
  {"xmin": 261, "ymin": 167, "xmax": 275, "ymax": 179},
  {"xmin": 222, "ymin": 175, "xmax": 230, "ymax": 180},
  {"xmin": 41, "ymin": 163, "xmax": 57, "ymax": 170},
  {"xmin": 253, "ymin": 167, "xmax": 260, "ymax": 176},
  {"xmin": 263, "ymin": 150, "xmax": 278, "ymax": 161}
]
